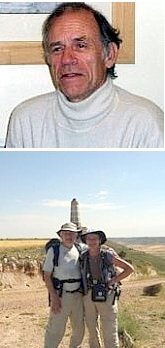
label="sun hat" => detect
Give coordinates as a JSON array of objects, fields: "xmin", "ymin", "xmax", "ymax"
[
  {"xmin": 57, "ymin": 222, "xmax": 81, "ymax": 236},
  {"xmin": 81, "ymin": 228, "xmax": 107, "ymax": 245}
]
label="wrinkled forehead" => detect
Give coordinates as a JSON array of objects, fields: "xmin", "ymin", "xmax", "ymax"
[
  {"xmin": 48, "ymin": 9, "xmax": 101, "ymax": 41},
  {"xmin": 60, "ymin": 230, "xmax": 77, "ymax": 236}
]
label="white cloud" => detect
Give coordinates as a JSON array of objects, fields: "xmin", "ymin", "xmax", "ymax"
[
  {"xmin": 95, "ymin": 190, "xmax": 108, "ymax": 200},
  {"xmin": 80, "ymin": 202, "xmax": 120, "ymax": 210},
  {"xmin": 42, "ymin": 199, "xmax": 70, "ymax": 208},
  {"xmin": 41, "ymin": 198, "xmax": 120, "ymax": 211}
]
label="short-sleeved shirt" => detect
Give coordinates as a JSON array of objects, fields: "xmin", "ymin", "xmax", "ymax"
[{"xmin": 43, "ymin": 244, "xmax": 81, "ymax": 291}]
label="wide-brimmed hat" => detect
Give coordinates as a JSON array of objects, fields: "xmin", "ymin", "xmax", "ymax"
[
  {"xmin": 81, "ymin": 228, "xmax": 107, "ymax": 245},
  {"xmin": 57, "ymin": 222, "xmax": 81, "ymax": 236}
]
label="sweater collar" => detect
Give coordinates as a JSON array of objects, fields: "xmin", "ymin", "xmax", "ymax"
[{"xmin": 55, "ymin": 77, "xmax": 116, "ymax": 131}]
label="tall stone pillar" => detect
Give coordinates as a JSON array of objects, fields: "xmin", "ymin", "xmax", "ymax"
[{"xmin": 70, "ymin": 198, "xmax": 81, "ymax": 228}]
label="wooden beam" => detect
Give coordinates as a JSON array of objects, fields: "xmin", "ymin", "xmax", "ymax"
[
  {"xmin": 0, "ymin": 3, "xmax": 135, "ymax": 65},
  {"xmin": 112, "ymin": 2, "xmax": 135, "ymax": 64}
]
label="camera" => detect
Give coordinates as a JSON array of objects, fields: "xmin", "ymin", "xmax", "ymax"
[{"xmin": 91, "ymin": 283, "xmax": 107, "ymax": 302}]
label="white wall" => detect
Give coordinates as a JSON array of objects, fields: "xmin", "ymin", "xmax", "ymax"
[
  {"xmin": 0, "ymin": 1, "xmax": 164, "ymax": 146},
  {"xmin": 117, "ymin": 0, "xmax": 164, "ymax": 110}
]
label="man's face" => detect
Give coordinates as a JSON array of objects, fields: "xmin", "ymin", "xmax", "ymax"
[
  {"xmin": 60, "ymin": 230, "xmax": 77, "ymax": 248},
  {"xmin": 47, "ymin": 9, "xmax": 109, "ymax": 102}
]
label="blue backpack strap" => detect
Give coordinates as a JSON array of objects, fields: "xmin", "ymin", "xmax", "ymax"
[
  {"xmin": 44, "ymin": 238, "xmax": 61, "ymax": 305},
  {"xmin": 52, "ymin": 243, "xmax": 60, "ymax": 267},
  {"xmin": 45, "ymin": 238, "xmax": 61, "ymax": 267},
  {"xmin": 46, "ymin": 240, "xmax": 82, "ymax": 270},
  {"xmin": 53, "ymin": 241, "xmax": 82, "ymax": 267}
]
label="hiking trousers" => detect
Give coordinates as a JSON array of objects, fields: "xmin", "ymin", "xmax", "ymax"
[
  {"xmin": 83, "ymin": 290, "xmax": 119, "ymax": 348},
  {"xmin": 44, "ymin": 291, "xmax": 84, "ymax": 348}
]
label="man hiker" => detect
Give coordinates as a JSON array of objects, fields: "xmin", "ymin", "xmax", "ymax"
[{"xmin": 43, "ymin": 222, "xmax": 84, "ymax": 348}]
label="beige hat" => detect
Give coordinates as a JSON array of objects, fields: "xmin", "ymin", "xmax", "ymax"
[
  {"xmin": 81, "ymin": 228, "xmax": 107, "ymax": 245},
  {"xmin": 57, "ymin": 222, "xmax": 81, "ymax": 236}
]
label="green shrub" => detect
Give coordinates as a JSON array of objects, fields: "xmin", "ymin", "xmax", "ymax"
[
  {"xmin": 118, "ymin": 308, "xmax": 141, "ymax": 340},
  {"xmin": 106, "ymin": 241, "xmax": 165, "ymax": 276}
]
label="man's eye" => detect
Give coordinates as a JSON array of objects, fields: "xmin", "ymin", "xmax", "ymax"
[
  {"xmin": 50, "ymin": 46, "xmax": 64, "ymax": 53},
  {"xmin": 76, "ymin": 42, "xmax": 87, "ymax": 49}
]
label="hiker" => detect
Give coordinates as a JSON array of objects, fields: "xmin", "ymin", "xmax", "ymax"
[
  {"xmin": 5, "ymin": 2, "xmax": 163, "ymax": 148},
  {"xmin": 43, "ymin": 222, "xmax": 84, "ymax": 348},
  {"xmin": 80, "ymin": 228, "xmax": 134, "ymax": 348}
]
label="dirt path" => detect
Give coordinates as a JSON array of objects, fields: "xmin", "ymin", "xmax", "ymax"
[
  {"xmin": 0, "ymin": 274, "xmax": 164, "ymax": 348},
  {"xmin": 0, "ymin": 274, "xmax": 89, "ymax": 348}
]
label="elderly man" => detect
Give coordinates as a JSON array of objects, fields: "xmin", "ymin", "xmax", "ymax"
[
  {"xmin": 5, "ymin": 2, "xmax": 163, "ymax": 148},
  {"xmin": 43, "ymin": 222, "xmax": 84, "ymax": 348}
]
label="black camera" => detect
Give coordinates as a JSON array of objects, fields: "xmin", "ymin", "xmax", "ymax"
[{"xmin": 91, "ymin": 283, "xmax": 107, "ymax": 302}]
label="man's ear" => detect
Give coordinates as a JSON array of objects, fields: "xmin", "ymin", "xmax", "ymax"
[
  {"xmin": 59, "ymin": 231, "xmax": 62, "ymax": 238},
  {"xmin": 104, "ymin": 42, "xmax": 119, "ymax": 68}
]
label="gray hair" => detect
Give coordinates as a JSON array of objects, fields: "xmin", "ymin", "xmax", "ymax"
[{"xmin": 42, "ymin": 2, "xmax": 122, "ymax": 79}]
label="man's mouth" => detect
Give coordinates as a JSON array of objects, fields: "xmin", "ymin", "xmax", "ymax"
[{"xmin": 60, "ymin": 73, "xmax": 83, "ymax": 80}]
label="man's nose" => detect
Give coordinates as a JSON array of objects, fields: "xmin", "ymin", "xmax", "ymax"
[{"xmin": 61, "ymin": 47, "xmax": 78, "ymax": 65}]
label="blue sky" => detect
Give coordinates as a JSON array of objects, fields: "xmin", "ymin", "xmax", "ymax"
[{"xmin": 0, "ymin": 151, "xmax": 164, "ymax": 239}]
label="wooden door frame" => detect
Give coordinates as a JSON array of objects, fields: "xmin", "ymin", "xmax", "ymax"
[{"xmin": 0, "ymin": 2, "xmax": 135, "ymax": 64}]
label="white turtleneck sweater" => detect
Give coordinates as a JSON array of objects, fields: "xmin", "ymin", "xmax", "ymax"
[{"xmin": 5, "ymin": 77, "xmax": 163, "ymax": 148}]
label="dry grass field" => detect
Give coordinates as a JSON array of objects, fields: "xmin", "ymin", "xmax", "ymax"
[
  {"xmin": 119, "ymin": 278, "xmax": 165, "ymax": 347},
  {"xmin": 0, "ymin": 239, "xmax": 165, "ymax": 348},
  {"xmin": 128, "ymin": 244, "xmax": 165, "ymax": 259},
  {"xmin": 0, "ymin": 239, "xmax": 47, "ymax": 249}
]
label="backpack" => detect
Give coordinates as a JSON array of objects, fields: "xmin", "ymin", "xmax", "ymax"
[
  {"xmin": 43, "ymin": 238, "xmax": 83, "ymax": 302},
  {"xmin": 45, "ymin": 238, "xmax": 61, "ymax": 267}
]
